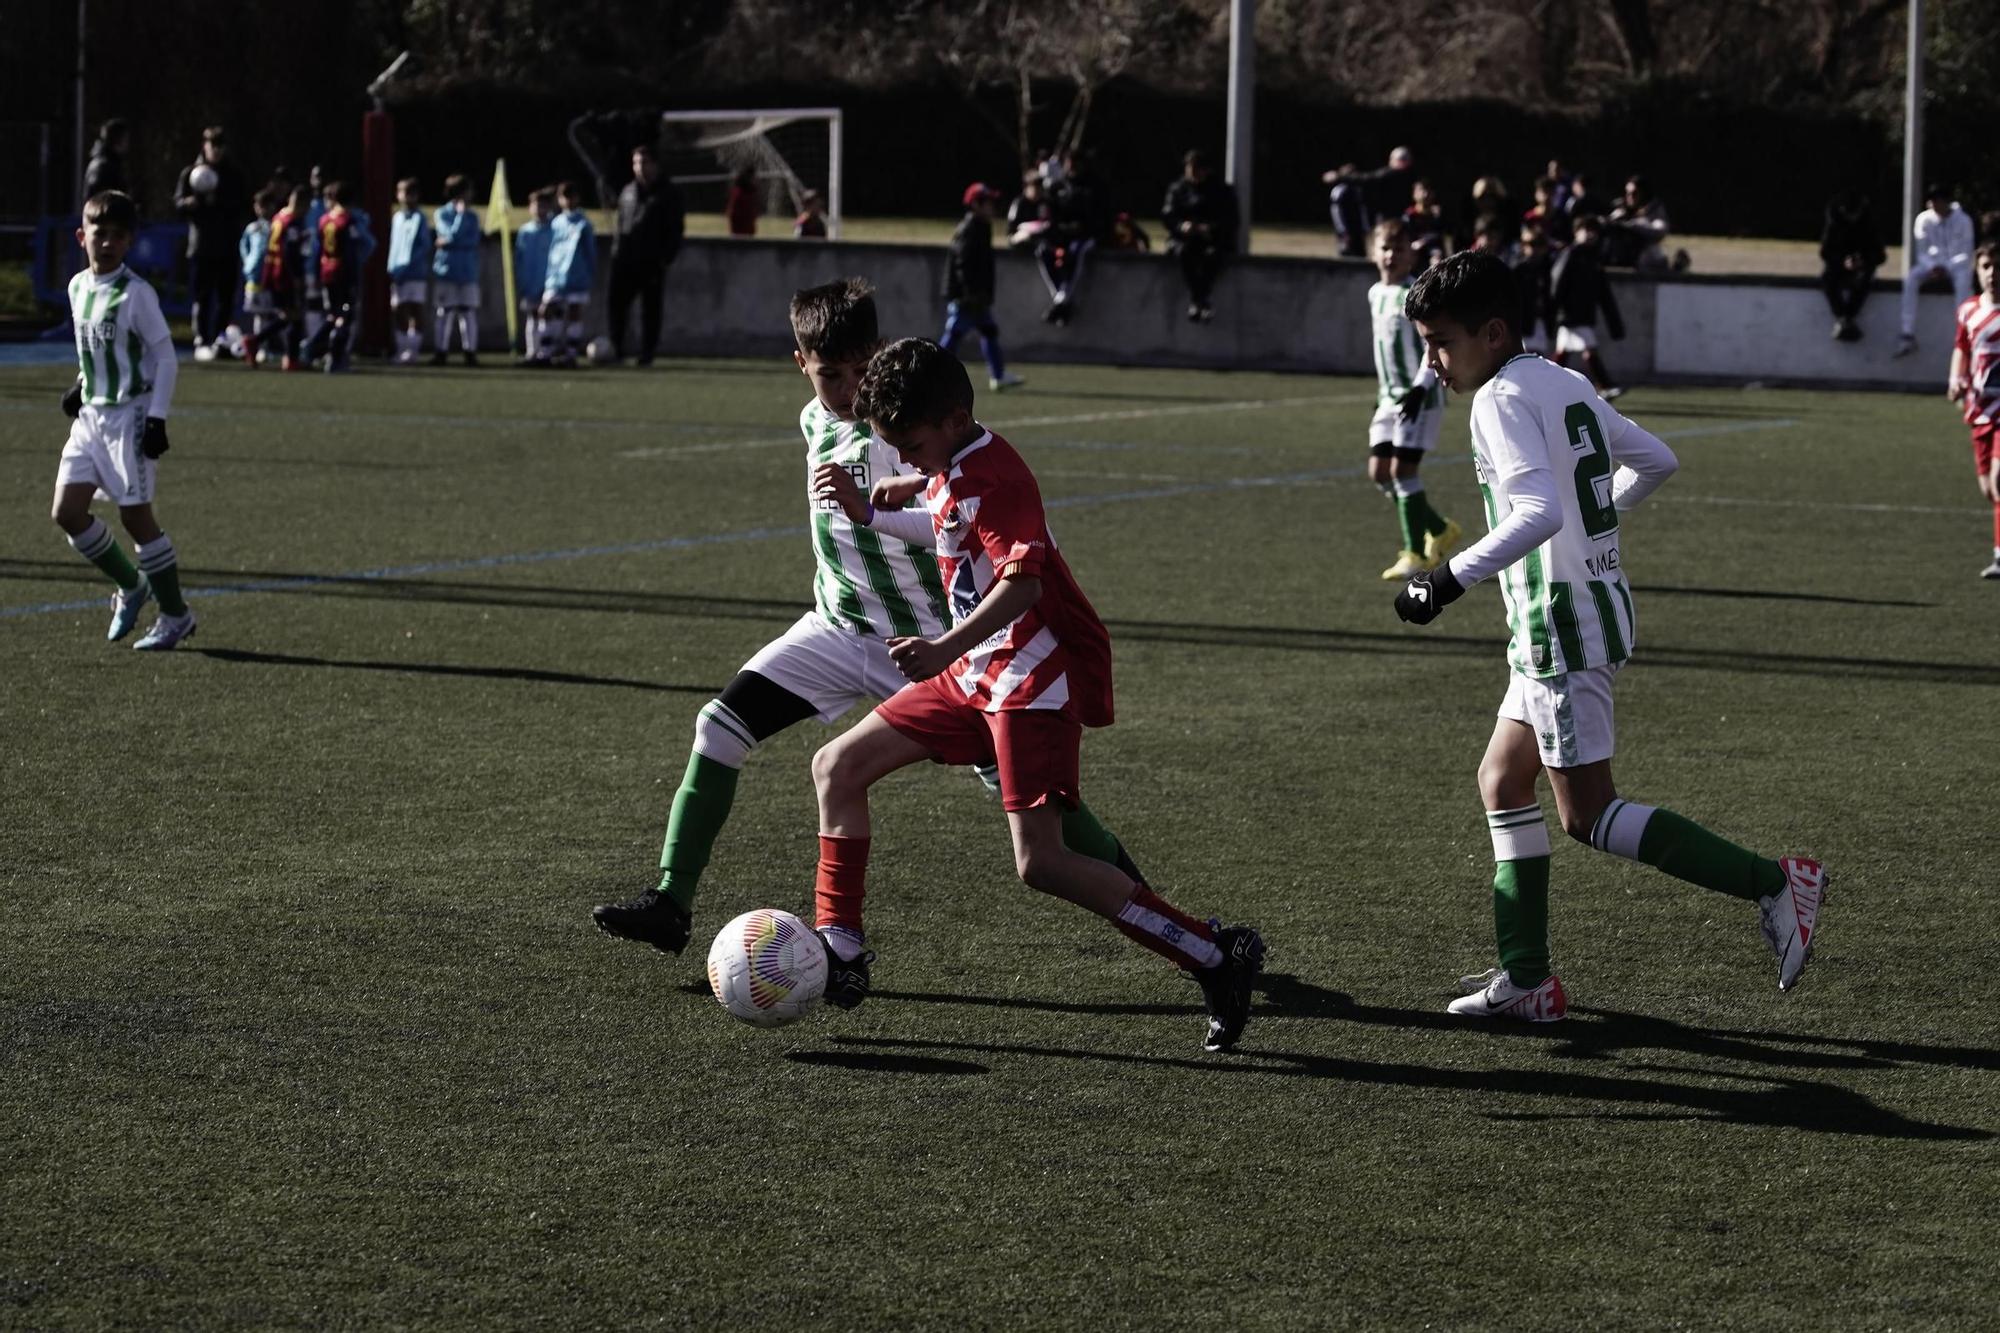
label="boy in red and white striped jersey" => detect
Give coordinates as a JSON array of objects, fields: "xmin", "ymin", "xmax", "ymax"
[
  {"xmin": 811, "ymin": 338, "xmax": 1266, "ymax": 1052},
  {"xmin": 1947, "ymin": 244, "xmax": 2000, "ymax": 580}
]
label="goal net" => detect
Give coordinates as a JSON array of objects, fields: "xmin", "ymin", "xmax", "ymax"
[{"xmin": 658, "ymin": 108, "xmax": 843, "ymax": 238}]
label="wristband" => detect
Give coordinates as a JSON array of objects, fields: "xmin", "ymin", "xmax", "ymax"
[{"xmin": 862, "ymin": 503, "xmax": 875, "ymax": 525}]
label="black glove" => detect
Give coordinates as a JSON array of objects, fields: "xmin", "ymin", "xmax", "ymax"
[
  {"xmin": 141, "ymin": 417, "xmax": 170, "ymax": 459},
  {"xmin": 1397, "ymin": 384, "xmax": 1428, "ymax": 422},
  {"xmin": 61, "ymin": 382, "xmax": 82, "ymax": 418},
  {"xmin": 1395, "ymin": 562, "xmax": 1465, "ymax": 625}
]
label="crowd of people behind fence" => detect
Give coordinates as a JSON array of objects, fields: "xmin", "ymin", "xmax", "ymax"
[{"xmin": 74, "ymin": 115, "xmax": 1994, "ymax": 374}]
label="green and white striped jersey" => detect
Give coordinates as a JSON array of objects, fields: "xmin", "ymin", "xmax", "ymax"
[
  {"xmin": 1369, "ymin": 277, "xmax": 1441, "ymax": 412},
  {"xmin": 1464, "ymin": 355, "xmax": 1680, "ymax": 679},
  {"xmin": 801, "ymin": 398, "xmax": 950, "ymax": 639},
  {"xmin": 68, "ymin": 265, "xmax": 176, "ymax": 416}
]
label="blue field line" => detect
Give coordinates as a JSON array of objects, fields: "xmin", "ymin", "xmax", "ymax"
[{"xmin": 0, "ymin": 414, "xmax": 1798, "ymax": 625}]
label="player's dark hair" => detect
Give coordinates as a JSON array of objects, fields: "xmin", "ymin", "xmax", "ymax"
[
  {"xmin": 445, "ymin": 173, "xmax": 470, "ymax": 198},
  {"xmin": 1571, "ymin": 213, "xmax": 1604, "ymax": 235},
  {"xmin": 533, "ymin": 186, "xmax": 558, "ymax": 205},
  {"xmin": 99, "ymin": 118, "xmax": 128, "ymax": 142},
  {"xmin": 789, "ymin": 278, "xmax": 879, "ymax": 363},
  {"xmin": 1184, "ymin": 148, "xmax": 1209, "ymax": 171},
  {"xmin": 323, "ymin": 180, "xmax": 346, "ymax": 205},
  {"xmin": 396, "ymin": 176, "xmax": 420, "ymax": 193},
  {"xmin": 853, "ymin": 338, "xmax": 975, "ymax": 431},
  {"xmin": 253, "ymin": 188, "xmax": 280, "ymax": 215},
  {"xmin": 556, "ymin": 179, "xmax": 581, "ymax": 203},
  {"xmin": 82, "ymin": 190, "xmax": 138, "ymax": 232},
  {"xmin": 1977, "ymin": 243, "xmax": 1998, "ymax": 294},
  {"xmin": 202, "ymin": 125, "xmax": 227, "ymax": 144},
  {"xmin": 1404, "ymin": 250, "xmax": 1517, "ymax": 336},
  {"xmin": 287, "ymin": 184, "xmax": 312, "ymax": 214}
]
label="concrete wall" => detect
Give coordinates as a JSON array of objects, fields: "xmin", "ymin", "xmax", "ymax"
[{"xmin": 471, "ymin": 235, "xmax": 1956, "ymax": 390}]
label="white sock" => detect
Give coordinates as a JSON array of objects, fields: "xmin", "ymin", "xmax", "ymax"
[
  {"xmin": 435, "ymin": 308, "xmax": 453, "ymax": 351},
  {"xmin": 523, "ymin": 311, "xmax": 539, "ymax": 359},
  {"xmin": 1393, "ymin": 476, "xmax": 1426, "ymax": 498},
  {"xmin": 1486, "ymin": 805, "xmax": 1551, "ymax": 861},
  {"xmin": 1588, "ymin": 798, "xmax": 1656, "ymax": 861},
  {"xmin": 820, "ymin": 925, "xmax": 866, "ymax": 961},
  {"xmin": 461, "ymin": 311, "xmax": 478, "ymax": 354}
]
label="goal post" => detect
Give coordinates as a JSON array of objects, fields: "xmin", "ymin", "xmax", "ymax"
[{"xmin": 657, "ymin": 108, "xmax": 844, "ymax": 238}]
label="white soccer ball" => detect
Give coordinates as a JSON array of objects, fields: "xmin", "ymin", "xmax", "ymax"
[
  {"xmin": 189, "ymin": 163, "xmax": 219, "ymax": 195},
  {"xmin": 706, "ymin": 908, "xmax": 827, "ymax": 1028},
  {"xmin": 586, "ymin": 335, "xmax": 617, "ymax": 364}
]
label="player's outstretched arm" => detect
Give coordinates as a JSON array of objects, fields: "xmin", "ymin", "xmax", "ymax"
[
  {"xmin": 1606, "ymin": 416, "xmax": 1678, "ymax": 511},
  {"xmin": 1398, "ymin": 471, "xmax": 1562, "ymax": 625}
]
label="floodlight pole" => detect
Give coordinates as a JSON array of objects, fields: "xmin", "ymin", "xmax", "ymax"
[
  {"xmin": 1226, "ymin": 0, "xmax": 1255, "ymax": 252},
  {"xmin": 1902, "ymin": 0, "xmax": 1923, "ymax": 276}
]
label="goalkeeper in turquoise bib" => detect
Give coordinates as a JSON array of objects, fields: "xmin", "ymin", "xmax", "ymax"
[{"xmin": 51, "ymin": 191, "xmax": 197, "ymax": 651}]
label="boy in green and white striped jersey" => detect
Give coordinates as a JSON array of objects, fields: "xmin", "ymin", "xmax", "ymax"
[
  {"xmin": 1366, "ymin": 218, "xmax": 1462, "ymax": 582},
  {"xmin": 52, "ymin": 191, "xmax": 196, "ymax": 651},
  {"xmin": 593, "ymin": 280, "xmax": 1148, "ymax": 989},
  {"xmin": 1392, "ymin": 252, "xmax": 1826, "ymax": 1020}
]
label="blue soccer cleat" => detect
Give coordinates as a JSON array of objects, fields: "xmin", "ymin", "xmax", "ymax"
[{"xmin": 106, "ymin": 575, "xmax": 152, "ymax": 642}]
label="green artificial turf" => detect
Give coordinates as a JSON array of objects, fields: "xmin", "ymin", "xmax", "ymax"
[{"xmin": 1, "ymin": 355, "xmax": 1994, "ymax": 1328}]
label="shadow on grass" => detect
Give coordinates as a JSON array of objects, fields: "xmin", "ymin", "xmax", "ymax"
[
  {"xmin": 190, "ymin": 646, "xmax": 720, "ymax": 694},
  {"xmin": 1645, "ymin": 584, "xmax": 1932, "ymax": 609},
  {"xmin": 825, "ymin": 1032, "xmax": 1988, "ymax": 1141},
  {"xmin": 785, "ymin": 1050, "xmax": 989, "ymax": 1076}
]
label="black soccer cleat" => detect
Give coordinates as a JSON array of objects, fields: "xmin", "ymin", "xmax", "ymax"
[
  {"xmin": 816, "ymin": 930, "xmax": 874, "ymax": 1011},
  {"xmin": 1190, "ymin": 924, "xmax": 1266, "ymax": 1053},
  {"xmin": 592, "ymin": 888, "xmax": 693, "ymax": 955}
]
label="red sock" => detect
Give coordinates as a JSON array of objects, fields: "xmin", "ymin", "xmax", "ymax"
[
  {"xmin": 814, "ymin": 834, "xmax": 870, "ymax": 935},
  {"xmin": 1114, "ymin": 886, "xmax": 1222, "ymax": 969}
]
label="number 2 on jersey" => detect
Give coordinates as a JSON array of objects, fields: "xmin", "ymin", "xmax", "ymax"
[{"xmin": 1564, "ymin": 402, "xmax": 1619, "ymax": 539}]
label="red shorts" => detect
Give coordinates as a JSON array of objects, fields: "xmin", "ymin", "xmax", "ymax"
[
  {"xmin": 875, "ymin": 674, "xmax": 1082, "ymax": 813},
  {"xmin": 1972, "ymin": 420, "xmax": 1999, "ymax": 477}
]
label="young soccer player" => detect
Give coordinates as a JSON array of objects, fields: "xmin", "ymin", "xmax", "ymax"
[
  {"xmin": 940, "ymin": 183, "xmax": 1024, "ymax": 393},
  {"xmin": 308, "ymin": 181, "xmax": 371, "ymax": 374},
  {"xmin": 1391, "ymin": 252, "xmax": 1826, "ymax": 1020},
  {"xmin": 1549, "ymin": 215, "xmax": 1624, "ymax": 399},
  {"xmin": 264, "ymin": 184, "xmax": 313, "ymax": 372},
  {"xmin": 238, "ymin": 190, "xmax": 281, "ymax": 369},
  {"xmin": 513, "ymin": 187, "xmax": 556, "ymax": 365},
  {"xmin": 593, "ymin": 282, "xmax": 1148, "ymax": 973},
  {"xmin": 805, "ymin": 337, "xmax": 1267, "ymax": 1052},
  {"xmin": 1947, "ymin": 243, "xmax": 2000, "ymax": 580},
  {"xmin": 539, "ymin": 182, "xmax": 596, "ymax": 368},
  {"xmin": 51, "ymin": 191, "xmax": 196, "ymax": 651},
  {"xmin": 431, "ymin": 173, "xmax": 481, "ymax": 367},
  {"xmin": 1368, "ymin": 218, "xmax": 1462, "ymax": 581},
  {"xmin": 387, "ymin": 177, "xmax": 433, "ymax": 364}
]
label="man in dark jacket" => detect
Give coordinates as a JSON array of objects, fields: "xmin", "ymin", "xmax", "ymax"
[
  {"xmin": 174, "ymin": 125, "xmax": 251, "ymax": 359},
  {"xmin": 83, "ymin": 119, "xmax": 130, "ymax": 203},
  {"xmin": 609, "ymin": 145, "xmax": 686, "ymax": 365},
  {"xmin": 1820, "ymin": 190, "xmax": 1885, "ymax": 342},
  {"xmin": 1549, "ymin": 215, "xmax": 1625, "ymax": 397},
  {"xmin": 1162, "ymin": 149, "xmax": 1240, "ymax": 323},
  {"xmin": 939, "ymin": 183, "xmax": 1022, "ymax": 391},
  {"xmin": 1036, "ymin": 149, "xmax": 1110, "ymax": 324}
]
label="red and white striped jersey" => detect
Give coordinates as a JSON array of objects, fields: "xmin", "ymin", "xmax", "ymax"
[
  {"xmin": 921, "ymin": 428, "xmax": 1114, "ymax": 725},
  {"xmin": 1955, "ymin": 297, "xmax": 2000, "ymax": 426}
]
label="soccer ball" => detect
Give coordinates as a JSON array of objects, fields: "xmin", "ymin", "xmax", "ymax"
[
  {"xmin": 586, "ymin": 335, "xmax": 617, "ymax": 365},
  {"xmin": 706, "ymin": 908, "xmax": 827, "ymax": 1028},
  {"xmin": 188, "ymin": 163, "xmax": 219, "ymax": 195}
]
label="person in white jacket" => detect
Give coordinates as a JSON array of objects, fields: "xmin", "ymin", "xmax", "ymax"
[{"xmin": 1896, "ymin": 184, "xmax": 1976, "ymax": 355}]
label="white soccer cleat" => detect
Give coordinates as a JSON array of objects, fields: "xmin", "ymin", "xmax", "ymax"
[
  {"xmin": 1448, "ymin": 967, "xmax": 1568, "ymax": 1022},
  {"xmin": 107, "ymin": 575, "xmax": 152, "ymax": 642},
  {"xmin": 989, "ymin": 372, "xmax": 1026, "ymax": 391},
  {"xmin": 1980, "ymin": 555, "xmax": 2000, "ymax": 581},
  {"xmin": 1759, "ymin": 856, "xmax": 1826, "ymax": 991},
  {"xmin": 132, "ymin": 610, "xmax": 197, "ymax": 652}
]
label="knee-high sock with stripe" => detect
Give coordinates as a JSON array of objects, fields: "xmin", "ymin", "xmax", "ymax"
[
  {"xmin": 135, "ymin": 534, "xmax": 187, "ymax": 615},
  {"xmin": 67, "ymin": 517, "xmax": 141, "ymax": 591},
  {"xmin": 655, "ymin": 699, "xmax": 762, "ymax": 911},
  {"xmin": 1590, "ymin": 799, "xmax": 1783, "ymax": 902},
  {"xmin": 1487, "ymin": 804, "xmax": 1553, "ymax": 986},
  {"xmin": 1115, "ymin": 884, "xmax": 1223, "ymax": 969}
]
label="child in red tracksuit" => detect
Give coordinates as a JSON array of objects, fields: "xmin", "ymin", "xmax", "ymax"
[{"xmin": 1948, "ymin": 243, "xmax": 2000, "ymax": 580}]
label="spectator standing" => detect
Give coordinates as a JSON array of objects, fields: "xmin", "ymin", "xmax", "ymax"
[
  {"xmin": 724, "ymin": 167, "xmax": 758, "ymax": 237},
  {"xmin": 1323, "ymin": 146, "xmax": 1415, "ymax": 257},
  {"xmin": 83, "ymin": 119, "xmax": 131, "ymax": 203},
  {"xmin": 1549, "ymin": 214, "xmax": 1625, "ymax": 397},
  {"xmin": 174, "ymin": 126, "xmax": 250, "ymax": 360},
  {"xmin": 1819, "ymin": 189, "xmax": 1884, "ymax": 342},
  {"xmin": 1607, "ymin": 175, "xmax": 1674, "ymax": 271},
  {"xmin": 1161, "ymin": 149, "xmax": 1239, "ymax": 323},
  {"xmin": 610, "ymin": 145, "xmax": 686, "ymax": 366},
  {"xmin": 1896, "ymin": 184, "xmax": 1976, "ymax": 357},
  {"xmin": 794, "ymin": 189, "xmax": 828, "ymax": 238},
  {"xmin": 386, "ymin": 177, "xmax": 434, "ymax": 364},
  {"xmin": 939, "ymin": 183, "xmax": 1023, "ymax": 391}
]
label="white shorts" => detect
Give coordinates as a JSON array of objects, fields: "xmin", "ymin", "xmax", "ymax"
[
  {"xmin": 56, "ymin": 400, "xmax": 155, "ymax": 507},
  {"xmin": 435, "ymin": 281, "xmax": 479, "ymax": 309},
  {"xmin": 1499, "ymin": 664, "xmax": 1620, "ymax": 770},
  {"xmin": 742, "ymin": 612, "xmax": 912, "ymax": 724},
  {"xmin": 392, "ymin": 279, "xmax": 429, "ymax": 305},
  {"xmin": 1555, "ymin": 325, "xmax": 1598, "ymax": 354},
  {"xmin": 1367, "ymin": 400, "xmax": 1445, "ymax": 453}
]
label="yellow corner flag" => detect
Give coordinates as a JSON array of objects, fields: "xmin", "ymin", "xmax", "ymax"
[{"xmin": 489, "ymin": 158, "xmax": 517, "ymax": 346}]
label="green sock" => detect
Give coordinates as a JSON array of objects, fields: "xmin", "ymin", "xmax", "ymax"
[
  {"xmin": 1633, "ymin": 807, "xmax": 1783, "ymax": 902},
  {"xmin": 655, "ymin": 752, "xmax": 741, "ymax": 910},
  {"xmin": 1394, "ymin": 494, "xmax": 1427, "ymax": 553},
  {"xmin": 69, "ymin": 522, "xmax": 141, "ymax": 591},
  {"xmin": 1418, "ymin": 492, "xmax": 1451, "ymax": 537},
  {"xmin": 147, "ymin": 561, "xmax": 187, "ymax": 616},
  {"xmin": 1493, "ymin": 856, "xmax": 1552, "ymax": 986},
  {"xmin": 1062, "ymin": 801, "xmax": 1147, "ymax": 884}
]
